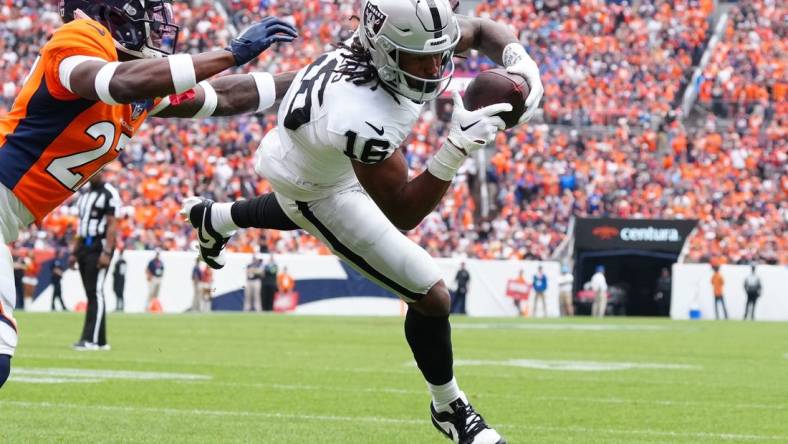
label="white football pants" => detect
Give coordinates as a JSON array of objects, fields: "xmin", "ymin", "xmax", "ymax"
[
  {"xmin": 0, "ymin": 184, "xmax": 33, "ymax": 357},
  {"xmin": 274, "ymin": 184, "xmax": 441, "ymax": 303}
]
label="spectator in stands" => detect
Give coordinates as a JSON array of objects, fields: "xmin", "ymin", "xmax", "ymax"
[
  {"xmin": 262, "ymin": 255, "xmax": 279, "ymax": 312},
  {"xmin": 12, "ymin": 252, "xmax": 26, "ymax": 311},
  {"xmin": 711, "ymin": 265, "xmax": 728, "ymax": 320},
  {"xmin": 557, "ymin": 265, "xmax": 574, "ymax": 317},
  {"xmin": 146, "ymin": 250, "xmax": 164, "ymax": 311},
  {"xmin": 743, "ymin": 265, "xmax": 761, "ymax": 321},
  {"xmin": 199, "ymin": 265, "xmax": 213, "ymax": 312},
  {"xmin": 21, "ymin": 251, "xmax": 38, "ymax": 310},
  {"xmin": 274, "ymin": 266, "xmax": 296, "ymax": 312},
  {"xmin": 451, "ymin": 262, "xmax": 470, "ymax": 314},
  {"xmin": 244, "ymin": 255, "xmax": 264, "ymax": 312},
  {"xmin": 532, "ymin": 265, "xmax": 548, "ymax": 317},
  {"xmin": 191, "ymin": 257, "xmax": 203, "ymax": 312},
  {"xmin": 50, "ymin": 249, "xmax": 67, "ymax": 311},
  {"xmin": 654, "ymin": 267, "xmax": 672, "ymax": 317},
  {"xmin": 277, "ymin": 266, "xmax": 295, "ymax": 295},
  {"xmin": 591, "ymin": 265, "xmax": 608, "ymax": 318},
  {"xmin": 510, "ymin": 269, "xmax": 530, "ymax": 316},
  {"xmin": 112, "ymin": 248, "xmax": 126, "ymax": 312}
]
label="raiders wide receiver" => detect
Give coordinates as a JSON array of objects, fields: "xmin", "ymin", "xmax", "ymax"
[{"xmin": 183, "ymin": 1, "xmax": 542, "ymax": 442}]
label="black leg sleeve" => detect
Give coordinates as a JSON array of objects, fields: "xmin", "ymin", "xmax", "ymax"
[
  {"xmin": 404, "ymin": 309, "xmax": 454, "ymax": 386},
  {"xmin": 231, "ymin": 193, "xmax": 300, "ymax": 230}
]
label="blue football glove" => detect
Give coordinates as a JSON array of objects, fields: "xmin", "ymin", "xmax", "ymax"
[{"xmin": 227, "ymin": 16, "xmax": 298, "ymax": 66}]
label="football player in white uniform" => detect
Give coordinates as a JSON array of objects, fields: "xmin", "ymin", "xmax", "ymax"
[{"xmin": 182, "ymin": 0, "xmax": 543, "ymax": 442}]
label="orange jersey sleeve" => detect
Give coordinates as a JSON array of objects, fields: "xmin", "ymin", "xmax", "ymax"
[
  {"xmin": 0, "ymin": 19, "xmax": 156, "ymax": 223},
  {"xmin": 41, "ymin": 19, "xmax": 117, "ymax": 100}
]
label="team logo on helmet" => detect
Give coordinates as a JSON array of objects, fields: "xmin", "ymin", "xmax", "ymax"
[{"xmin": 363, "ymin": 2, "xmax": 387, "ymax": 38}]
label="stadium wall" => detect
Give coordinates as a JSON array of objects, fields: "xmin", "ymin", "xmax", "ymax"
[
  {"xmin": 671, "ymin": 264, "xmax": 788, "ymax": 321},
  {"xmin": 26, "ymin": 251, "xmax": 563, "ymax": 317}
]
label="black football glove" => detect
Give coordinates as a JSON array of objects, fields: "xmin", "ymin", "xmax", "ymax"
[{"xmin": 227, "ymin": 16, "xmax": 298, "ymax": 66}]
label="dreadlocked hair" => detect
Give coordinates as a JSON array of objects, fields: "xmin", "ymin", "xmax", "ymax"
[
  {"xmin": 334, "ymin": 36, "xmax": 401, "ymax": 103},
  {"xmin": 334, "ymin": 36, "xmax": 380, "ymax": 87}
]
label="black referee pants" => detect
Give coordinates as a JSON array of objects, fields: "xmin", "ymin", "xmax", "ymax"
[
  {"xmin": 262, "ymin": 284, "xmax": 277, "ymax": 312},
  {"xmin": 76, "ymin": 245, "xmax": 110, "ymax": 346}
]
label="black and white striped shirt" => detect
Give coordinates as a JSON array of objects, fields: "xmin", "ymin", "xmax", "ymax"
[{"xmin": 76, "ymin": 182, "xmax": 121, "ymax": 238}]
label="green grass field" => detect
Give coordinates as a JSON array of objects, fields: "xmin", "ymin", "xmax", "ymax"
[{"xmin": 1, "ymin": 313, "xmax": 786, "ymax": 443}]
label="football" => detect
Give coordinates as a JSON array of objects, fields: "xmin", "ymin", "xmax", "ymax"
[{"xmin": 462, "ymin": 68, "xmax": 529, "ymax": 129}]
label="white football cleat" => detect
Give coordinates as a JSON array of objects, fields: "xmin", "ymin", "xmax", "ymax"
[
  {"xmin": 431, "ymin": 394, "xmax": 506, "ymax": 444},
  {"xmin": 180, "ymin": 197, "xmax": 233, "ymax": 269}
]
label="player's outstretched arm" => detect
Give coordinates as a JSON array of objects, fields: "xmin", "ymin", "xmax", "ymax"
[
  {"xmin": 455, "ymin": 15, "xmax": 543, "ymax": 124},
  {"xmin": 353, "ymin": 149, "xmax": 449, "ymax": 231},
  {"xmin": 150, "ymin": 71, "xmax": 298, "ymax": 118},
  {"xmin": 64, "ymin": 17, "xmax": 297, "ymax": 105},
  {"xmin": 353, "ymin": 93, "xmax": 510, "ymax": 231}
]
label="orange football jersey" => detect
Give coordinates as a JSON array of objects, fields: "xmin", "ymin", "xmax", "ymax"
[{"xmin": 0, "ymin": 19, "xmax": 156, "ymax": 222}]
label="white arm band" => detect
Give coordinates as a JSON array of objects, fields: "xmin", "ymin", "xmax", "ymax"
[
  {"xmin": 168, "ymin": 54, "xmax": 197, "ymax": 94},
  {"xmin": 193, "ymin": 80, "xmax": 218, "ymax": 118},
  {"xmin": 59, "ymin": 55, "xmax": 105, "ymax": 93},
  {"xmin": 94, "ymin": 61, "xmax": 121, "ymax": 105},
  {"xmin": 502, "ymin": 42, "xmax": 529, "ymax": 68},
  {"xmin": 250, "ymin": 72, "xmax": 275, "ymax": 113},
  {"xmin": 427, "ymin": 140, "xmax": 467, "ymax": 182}
]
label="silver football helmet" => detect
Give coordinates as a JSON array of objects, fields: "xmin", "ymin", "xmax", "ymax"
[{"xmin": 358, "ymin": 0, "xmax": 460, "ymax": 102}]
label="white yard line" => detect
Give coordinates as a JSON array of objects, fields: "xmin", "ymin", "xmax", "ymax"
[
  {"xmin": 535, "ymin": 395, "xmax": 786, "ymax": 411},
  {"xmin": 1, "ymin": 400, "xmax": 784, "ymax": 441},
  {"xmin": 11, "ymin": 367, "xmax": 211, "ymax": 383},
  {"xmin": 453, "ymin": 358, "xmax": 701, "ymax": 371},
  {"xmin": 9, "ymin": 376, "xmax": 101, "ymax": 384},
  {"xmin": 452, "ymin": 323, "xmax": 671, "ymax": 331}
]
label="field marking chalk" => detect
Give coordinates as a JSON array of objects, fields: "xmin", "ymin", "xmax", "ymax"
[
  {"xmin": 12, "ymin": 367, "xmax": 211, "ymax": 384},
  {"xmin": 453, "ymin": 359, "xmax": 700, "ymax": 372},
  {"xmin": 452, "ymin": 323, "xmax": 669, "ymax": 331}
]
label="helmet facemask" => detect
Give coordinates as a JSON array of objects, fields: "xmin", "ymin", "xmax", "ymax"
[
  {"xmin": 106, "ymin": 0, "xmax": 179, "ymax": 59},
  {"xmin": 374, "ymin": 35, "xmax": 458, "ymax": 103}
]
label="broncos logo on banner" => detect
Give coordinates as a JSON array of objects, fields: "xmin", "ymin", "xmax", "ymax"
[{"xmin": 592, "ymin": 226, "xmax": 620, "ymax": 240}]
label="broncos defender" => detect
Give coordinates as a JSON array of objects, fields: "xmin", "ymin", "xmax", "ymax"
[
  {"xmin": 182, "ymin": 0, "xmax": 543, "ymax": 442},
  {"xmin": 0, "ymin": 0, "xmax": 300, "ymax": 388}
]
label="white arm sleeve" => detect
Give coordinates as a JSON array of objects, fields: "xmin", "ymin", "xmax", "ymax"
[{"xmin": 58, "ymin": 55, "xmax": 106, "ymax": 93}]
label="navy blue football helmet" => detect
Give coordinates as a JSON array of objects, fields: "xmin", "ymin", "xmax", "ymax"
[{"xmin": 59, "ymin": 0, "xmax": 180, "ymax": 58}]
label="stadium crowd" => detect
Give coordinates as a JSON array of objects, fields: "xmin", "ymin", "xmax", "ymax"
[{"xmin": 3, "ymin": 0, "xmax": 785, "ymax": 266}]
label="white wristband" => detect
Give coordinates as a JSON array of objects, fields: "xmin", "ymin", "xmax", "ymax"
[
  {"xmin": 502, "ymin": 42, "xmax": 528, "ymax": 68},
  {"xmin": 193, "ymin": 81, "xmax": 218, "ymax": 118},
  {"xmin": 168, "ymin": 54, "xmax": 197, "ymax": 94},
  {"xmin": 94, "ymin": 61, "xmax": 121, "ymax": 105},
  {"xmin": 427, "ymin": 140, "xmax": 467, "ymax": 182},
  {"xmin": 250, "ymin": 72, "xmax": 275, "ymax": 113}
]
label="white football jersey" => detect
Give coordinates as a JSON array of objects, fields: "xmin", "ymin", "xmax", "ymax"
[{"xmin": 256, "ymin": 49, "xmax": 423, "ymax": 202}]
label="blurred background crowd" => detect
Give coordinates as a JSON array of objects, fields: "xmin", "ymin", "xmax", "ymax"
[{"xmin": 1, "ymin": 0, "xmax": 784, "ymax": 265}]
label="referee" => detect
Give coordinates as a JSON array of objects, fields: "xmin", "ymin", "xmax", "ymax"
[{"xmin": 70, "ymin": 171, "xmax": 119, "ymax": 351}]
